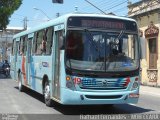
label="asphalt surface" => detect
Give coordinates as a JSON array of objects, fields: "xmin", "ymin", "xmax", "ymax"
[{"xmin": 0, "ymin": 74, "xmax": 160, "ymax": 120}]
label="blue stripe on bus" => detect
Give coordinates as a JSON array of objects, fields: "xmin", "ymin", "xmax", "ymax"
[
  {"xmin": 115, "ymin": 78, "xmax": 123, "ymax": 87},
  {"xmin": 30, "ymin": 58, "xmax": 36, "ymax": 90}
]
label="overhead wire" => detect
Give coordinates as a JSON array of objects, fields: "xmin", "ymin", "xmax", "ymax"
[
  {"xmin": 82, "ymin": 0, "xmax": 141, "ymax": 15},
  {"xmin": 10, "ymin": 17, "xmax": 48, "ymax": 22},
  {"xmin": 10, "ymin": 0, "xmax": 143, "ymax": 26},
  {"xmin": 81, "ymin": 0, "xmax": 118, "ymax": 13},
  {"xmin": 105, "ymin": 0, "xmax": 128, "ymax": 12},
  {"xmin": 97, "ymin": 0, "xmax": 123, "ymax": 10}
]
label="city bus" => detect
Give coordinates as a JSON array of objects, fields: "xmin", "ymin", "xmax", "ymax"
[{"xmin": 10, "ymin": 13, "xmax": 141, "ymax": 106}]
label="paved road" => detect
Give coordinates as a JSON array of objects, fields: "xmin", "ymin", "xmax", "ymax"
[{"xmin": 0, "ymin": 75, "xmax": 160, "ymax": 119}]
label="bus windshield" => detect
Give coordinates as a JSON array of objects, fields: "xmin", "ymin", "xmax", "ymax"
[{"xmin": 65, "ymin": 29, "xmax": 139, "ymax": 72}]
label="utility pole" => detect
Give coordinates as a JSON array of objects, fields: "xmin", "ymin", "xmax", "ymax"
[
  {"xmin": 56, "ymin": 13, "xmax": 60, "ymax": 17},
  {"xmin": 75, "ymin": 6, "xmax": 78, "ymax": 13},
  {"xmin": 23, "ymin": 17, "xmax": 28, "ymax": 30},
  {"xmin": 127, "ymin": 0, "xmax": 132, "ymax": 5}
]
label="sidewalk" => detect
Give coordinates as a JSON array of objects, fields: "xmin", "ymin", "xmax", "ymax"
[{"xmin": 140, "ymin": 85, "xmax": 160, "ymax": 97}]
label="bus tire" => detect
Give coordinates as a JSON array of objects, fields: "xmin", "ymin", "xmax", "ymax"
[
  {"xmin": 44, "ymin": 81, "xmax": 53, "ymax": 107},
  {"xmin": 18, "ymin": 73, "xmax": 25, "ymax": 92}
]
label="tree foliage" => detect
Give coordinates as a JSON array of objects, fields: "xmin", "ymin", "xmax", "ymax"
[{"xmin": 0, "ymin": 0, "xmax": 22, "ymax": 30}]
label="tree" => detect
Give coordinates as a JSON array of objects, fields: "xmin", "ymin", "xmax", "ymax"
[{"xmin": 0, "ymin": 0, "xmax": 22, "ymax": 30}]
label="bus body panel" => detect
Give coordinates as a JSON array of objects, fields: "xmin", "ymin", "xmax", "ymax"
[
  {"xmin": 11, "ymin": 13, "xmax": 140, "ymax": 105},
  {"xmin": 60, "ymin": 88, "xmax": 139, "ymax": 105},
  {"xmin": 58, "ymin": 51, "xmax": 140, "ymax": 105},
  {"xmin": 26, "ymin": 56, "xmax": 53, "ymax": 94}
]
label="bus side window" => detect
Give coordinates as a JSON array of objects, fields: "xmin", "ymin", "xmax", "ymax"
[
  {"xmin": 35, "ymin": 30, "xmax": 45, "ymax": 55},
  {"xmin": 32, "ymin": 33, "xmax": 35, "ymax": 55},
  {"xmin": 46, "ymin": 27, "xmax": 53, "ymax": 55},
  {"xmin": 19, "ymin": 36, "xmax": 27, "ymax": 56},
  {"xmin": 17, "ymin": 39, "xmax": 21, "ymax": 55},
  {"xmin": 41, "ymin": 35, "xmax": 47, "ymax": 54},
  {"xmin": 16, "ymin": 41, "xmax": 19, "ymax": 56},
  {"xmin": 11, "ymin": 39, "xmax": 16, "ymax": 55},
  {"xmin": 24, "ymin": 36, "xmax": 27, "ymax": 55},
  {"xmin": 19, "ymin": 38, "xmax": 23, "ymax": 55}
]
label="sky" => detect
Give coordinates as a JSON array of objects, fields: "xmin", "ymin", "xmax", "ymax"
[{"xmin": 8, "ymin": 0, "xmax": 140, "ymax": 28}]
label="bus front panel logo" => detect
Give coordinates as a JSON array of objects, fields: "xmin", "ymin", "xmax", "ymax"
[{"xmin": 102, "ymin": 80, "xmax": 108, "ymax": 86}]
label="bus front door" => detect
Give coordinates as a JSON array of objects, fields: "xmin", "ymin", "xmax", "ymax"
[
  {"xmin": 26, "ymin": 35, "xmax": 33, "ymax": 86},
  {"xmin": 53, "ymin": 24, "xmax": 64, "ymax": 100}
]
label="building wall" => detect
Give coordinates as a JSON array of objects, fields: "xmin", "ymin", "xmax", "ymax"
[
  {"xmin": 0, "ymin": 27, "xmax": 23, "ymax": 61},
  {"xmin": 137, "ymin": 13, "xmax": 160, "ymax": 87},
  {"xmin": 128, "ymin": 0, "xmax": 160, "ymax": 87}
]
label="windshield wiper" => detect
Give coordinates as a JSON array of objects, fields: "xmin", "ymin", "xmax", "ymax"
[
  {"xmin": 117, "ymin": 30, "xmax": 125, "ymax": 40},
  {"xmin": 83, "ymin": 28, "xmax": 99, "ymax": 51},
  {"xmin": 68, "ymin": 58, "xmax": 72, "ymax": 72},
  {"xmin": 115, "ymin": 30, "xmax": 125, "ymax": 40}
]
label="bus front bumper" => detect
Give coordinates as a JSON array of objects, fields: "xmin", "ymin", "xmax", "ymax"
[{"xmin": 60, "ymin": 88, "xmax": 139, "ymax": 105}]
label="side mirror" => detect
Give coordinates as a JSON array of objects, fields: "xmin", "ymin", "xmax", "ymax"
[{"xmin": 140, "ymin": 37, "xmax": 146, "ymax": 59}]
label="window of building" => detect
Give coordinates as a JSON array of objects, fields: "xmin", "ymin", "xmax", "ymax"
[{"xmin": 149, "ymin": 38, "xmax": 157, "ymax": 69}]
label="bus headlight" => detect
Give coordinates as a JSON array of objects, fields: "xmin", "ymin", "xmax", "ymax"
[
  {"xmin": 131, "ymin": 77, "xmax": 139, "ymax": 90},
  {"xmin": 132, "ymin": 82, "xmax": 139, "ymax": 89},
  {"xmin": 66, "ymin": 81, "xmax": 73, "ymax": 88},
  {"xmin": 66, "ymin": 76, "xmax": 75, "ymax": 90}
]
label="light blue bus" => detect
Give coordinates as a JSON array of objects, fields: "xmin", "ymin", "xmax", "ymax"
[{"xmin": 10, "ymin": 13, "xmax": 141, "ymax": 106}]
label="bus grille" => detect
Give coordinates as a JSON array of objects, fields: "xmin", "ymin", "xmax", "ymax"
[
  {"xmin": 79, "ymin": 78, "xmax": 128, "ymax": 90},
  {"xmin": 85, "ymin": 95, "xmax": 123, "ymax": 99}
]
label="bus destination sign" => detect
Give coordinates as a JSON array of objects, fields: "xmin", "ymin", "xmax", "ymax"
[
  {"xmin": 67, "ymin": 17, "xmax": 137, "ymax": 31},
  {"xmin": 81, "ymin": 20, "xmax": 124, "ymax": 29}
]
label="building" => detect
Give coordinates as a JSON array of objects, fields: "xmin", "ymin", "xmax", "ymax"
[
  {"xmin": 0, "ymin": 27, "xmax": 23, "ymax": 61},
  {"xmin": 128, "ymin": 0, "xmax": 160, "ymax": 87}
]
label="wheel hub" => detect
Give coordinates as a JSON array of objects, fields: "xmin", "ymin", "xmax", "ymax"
[{"xmin": 44, "ymin": 85, "xmax": 50, "ymax": 100}]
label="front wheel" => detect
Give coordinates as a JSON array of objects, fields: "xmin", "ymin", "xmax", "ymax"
[
  {"xmin": 44, "ymin": 81, "xmax": 53, "ymax": 107},
  {"xmin": 5, "ymin": 70, "xmax": 10, "ymax": 77}
]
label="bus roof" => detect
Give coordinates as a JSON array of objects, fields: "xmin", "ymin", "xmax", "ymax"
[{"xmin": 13, "ymin": 13, "xmax": 136, "ymax": 39}]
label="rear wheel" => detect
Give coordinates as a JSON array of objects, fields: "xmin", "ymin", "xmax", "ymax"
[
  {"xmin": 5, "ymin": 70, "xmax": 10, "ymax": 78},
  {"xmin": 18, "ymin": 73, "xmax": 25, "ymax": 92},
  {"xmin": 44, "ymin": 81, "xmax": 53, "ymax": 107}
]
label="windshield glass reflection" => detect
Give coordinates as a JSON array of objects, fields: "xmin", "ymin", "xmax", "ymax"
[{"xmin": 65, "ymin": 30, "xmax": 139, "ymax": 72}]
